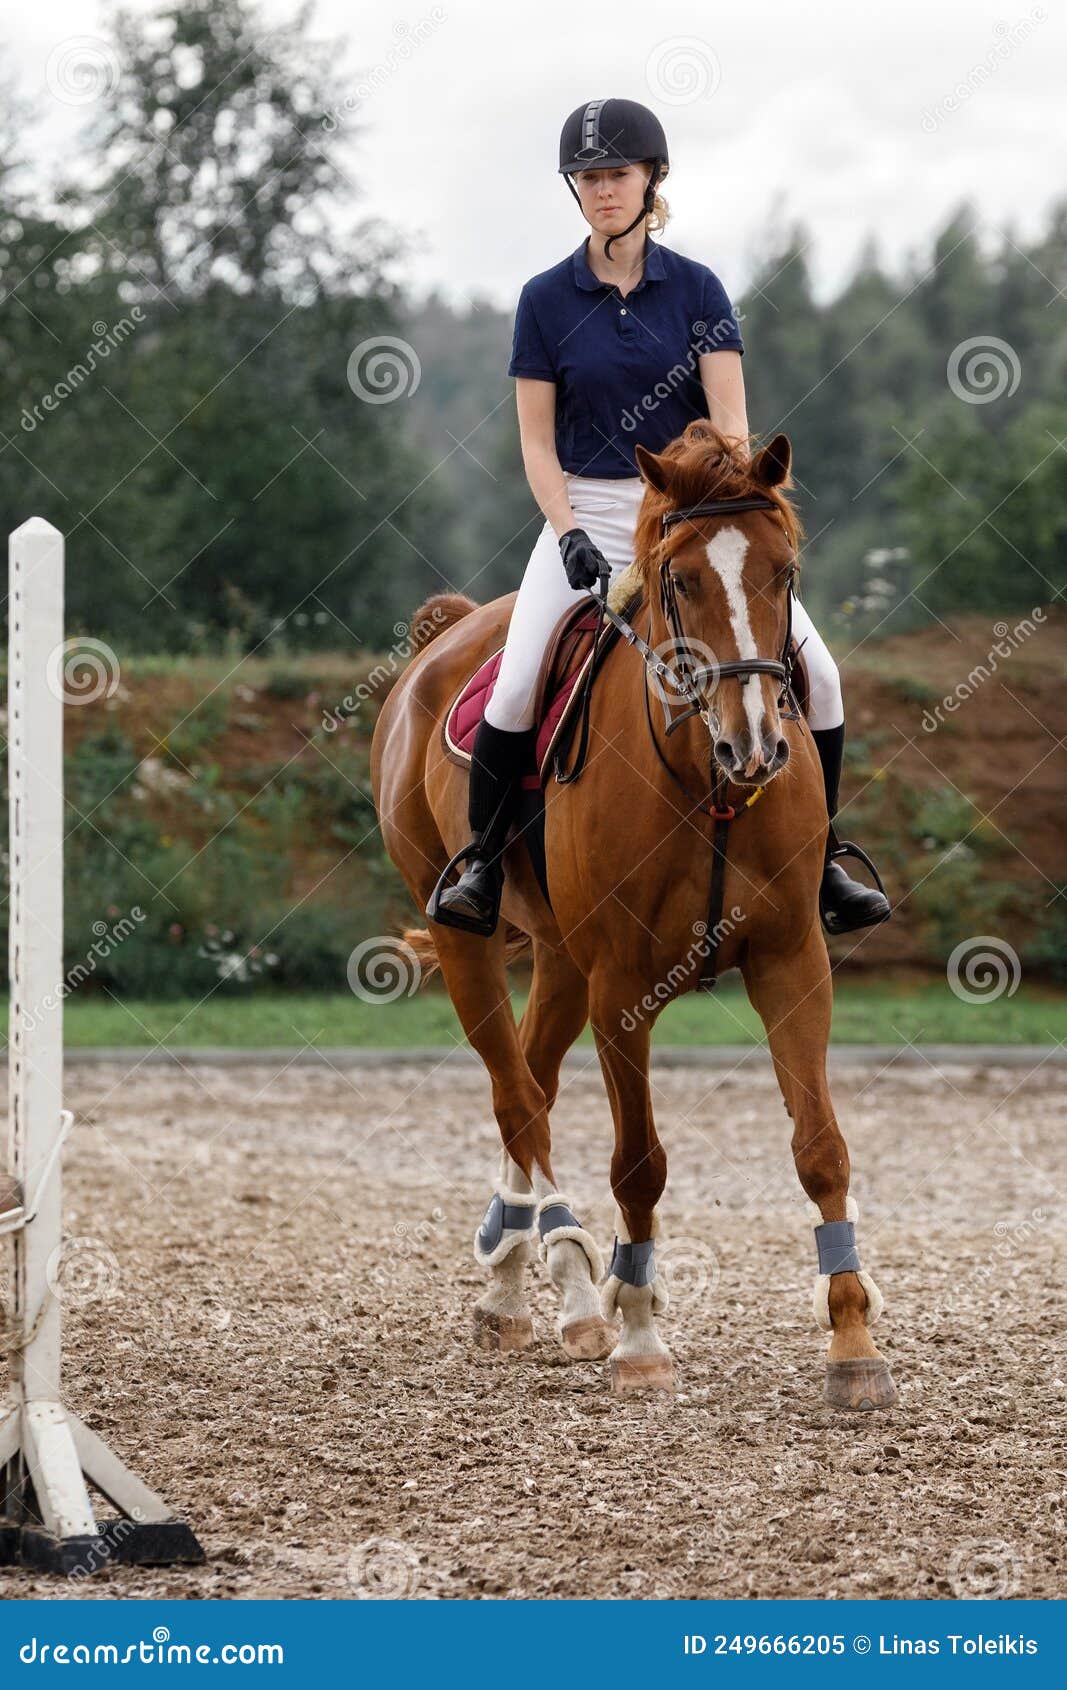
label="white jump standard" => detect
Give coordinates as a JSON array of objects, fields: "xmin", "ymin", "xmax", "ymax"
[{"xmin": 0, "ymin": 518, "xmax": 203, "ymax": 1574}]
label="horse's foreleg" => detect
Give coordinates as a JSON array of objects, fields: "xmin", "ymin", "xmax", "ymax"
[
  {"xmin": 743, "ymin": 934, "xmax": 897, "ymax": 1410},
  {"xmin": 471, "ymin": 1150, "xmax": 538, "ymax": 1352},
  {"xmin": 519, "ymin": 941, "xmax": 614, "ymax": 1360},
  {"xmin": 429, "ymin": 924, "xmax": 553, "ymax": 1354},
  {"xmin": 588, "ymin": 976, "xmax": 674, "ymax": 1394}
]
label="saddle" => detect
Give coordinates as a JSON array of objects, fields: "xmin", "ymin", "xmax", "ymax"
[{"xmin": 441, "ymin": 594, "xmax": 636, "ymax": 789}]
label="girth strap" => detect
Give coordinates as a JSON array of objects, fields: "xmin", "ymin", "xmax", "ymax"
[{"xmin": 698, "ymin": 804, "xmax": 732, "ymax": 992}]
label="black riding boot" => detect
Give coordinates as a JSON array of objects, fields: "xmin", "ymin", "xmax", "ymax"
[
  {"xmin": 812, "ymin": 724, "xmax": 891, "ymax": 936},
  {"xmin": 426, "ymin": 719, "xmax": 534, "ymax": 936}
]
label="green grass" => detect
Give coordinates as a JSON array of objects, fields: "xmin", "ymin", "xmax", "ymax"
[{"xmin": 10, "ymin": 979, "xmax": 1061, "ymax": 1050}]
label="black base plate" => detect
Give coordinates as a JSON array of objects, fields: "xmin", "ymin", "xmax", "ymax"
[
  {"xmin": 424, "ymin": 882, "xmax": 499, "ymax": 936},
  {"xmin": 0, "ymin": 1518, "xmax": 205, "ymax": 1574}
]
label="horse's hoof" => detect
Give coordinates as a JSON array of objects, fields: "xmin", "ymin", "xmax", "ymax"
[
  {"xmin": 472, "ymin": 1308, "xmax": 534, "ymax": 1353},
  {"xmin": 561, "ymin": 1315, "xmax": 616, "ymax": 1361},
  {"xmin": 608, "ymin": 1351, "xmax": 676, "ymax": 1395},
  {"xmin": 824, "ymin": 1356, "xmax": 898, "ymax": 1410}
]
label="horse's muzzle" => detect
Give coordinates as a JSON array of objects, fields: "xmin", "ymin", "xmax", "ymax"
[{"xmin": 713, "ymin": 731, "xmax": 790, "ymax": 785}]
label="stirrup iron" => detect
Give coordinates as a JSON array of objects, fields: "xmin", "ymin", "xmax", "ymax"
[
  {"xmin": 426, "ymin": 838, "xmax": 502, "ymax": 937},
  {"xmin": 827, "ymin": 834, "xmax": 889, "ymax": 899}
]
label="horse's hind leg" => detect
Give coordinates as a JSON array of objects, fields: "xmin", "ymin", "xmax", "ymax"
[
  {"xmin": 743, "ymin": 933, "xmax": 897, "ymax": 1410},
  {"xmin": 519, "ymin": 940, "xmax": 614, "ymax": 1361},
  {"xmin": 428, "ymin": 924, "xmax": 555, "ymax": 1354}
]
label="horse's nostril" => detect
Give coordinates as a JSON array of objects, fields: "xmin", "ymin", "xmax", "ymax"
[
  {"xmin": 774, "ymin": 737, "xmax": 790, "ymax": 765},
  {"xmin": 713, "ymin": 738, "xmax": 736, "ymax": 770}
]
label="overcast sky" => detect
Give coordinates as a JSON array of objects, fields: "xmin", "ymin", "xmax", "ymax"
[{"xmin": 6, "ymin": 0, "xmax": 1063, "ymax": 308}]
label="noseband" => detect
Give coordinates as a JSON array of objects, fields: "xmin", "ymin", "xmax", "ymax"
[{"xmin": 657, "ymin": 493, "xmax": 798, "ymax": 736}]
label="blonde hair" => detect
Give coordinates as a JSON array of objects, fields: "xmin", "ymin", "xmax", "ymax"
[
  {"xmin": 644, "ymin": 162, "xmax": 670, "ymax": 234},
  {"xmin": 647, "ymin": 189, "xmax": 670, "ymax": 234}
]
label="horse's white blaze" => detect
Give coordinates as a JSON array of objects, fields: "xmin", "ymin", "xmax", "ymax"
[{"xmin": 703, "ymin": 526, "xmax": 767, "ymax": 757}]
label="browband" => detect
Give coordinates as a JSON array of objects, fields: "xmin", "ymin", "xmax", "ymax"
[{"xmin": 662, "ymin": 493, "xmax": 780, "ymax": 532}]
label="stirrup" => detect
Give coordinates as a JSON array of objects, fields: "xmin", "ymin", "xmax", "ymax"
[
  {"xmin": 821, "ymin": 836, "xmax": 891, "ymax": 934},
  {"xmin": 425, "ymin": 839, "xmax": 502, "ymax": 937},
  {"xmin": 827, "ymin": 837, "xmax": 888, "ymax": 897}
]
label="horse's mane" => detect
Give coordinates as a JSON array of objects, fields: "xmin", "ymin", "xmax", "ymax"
[{"xmin": 632, "ymin": 423, "xmax": 803, "ymax": 583}]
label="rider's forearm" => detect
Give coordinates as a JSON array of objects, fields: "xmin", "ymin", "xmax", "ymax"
[
  {"xmin": 700, "ymin": 350, "xmax": 750, "ymax": 454},
  {"xmin": 522, "ymin": 444, "xmax": 579, "ymax": 539}
]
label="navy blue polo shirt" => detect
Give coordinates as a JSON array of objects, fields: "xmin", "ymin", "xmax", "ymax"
[{"xmin": 507, "ymin": 237, "xmax": 744, "ymax": 479}]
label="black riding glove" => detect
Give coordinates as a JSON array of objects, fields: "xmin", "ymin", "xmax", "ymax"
[{"xmin": 559, "ymin": 528, "xmax": 609, "ymax": 592}]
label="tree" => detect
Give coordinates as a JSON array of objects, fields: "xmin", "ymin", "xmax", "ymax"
[
  {"xmin": 77, "ymin": 0, "xmax": 394, "ymax": 302},
  {"xmin": 4, "ymin": 0, "xmax": 438, "ymax": 650}
]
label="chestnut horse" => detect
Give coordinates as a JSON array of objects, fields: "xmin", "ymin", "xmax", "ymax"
[{"xmin": 371, "ymin": 425, "xmax": 895, "ymax": 1407}]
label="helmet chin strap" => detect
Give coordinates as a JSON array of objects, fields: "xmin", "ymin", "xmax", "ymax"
[{"xmin": 565, "ymin": 165, "xmax": 662, "ymax": 262}]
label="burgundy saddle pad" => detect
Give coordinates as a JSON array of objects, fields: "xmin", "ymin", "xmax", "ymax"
[{"xmin": 442, "ymin": 604, "xmax": 605, "ymax": 787}]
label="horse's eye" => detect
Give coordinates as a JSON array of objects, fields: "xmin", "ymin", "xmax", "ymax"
[{"xmin": 673, "ymin": 575, "xmax": 689, "ymax": 598}]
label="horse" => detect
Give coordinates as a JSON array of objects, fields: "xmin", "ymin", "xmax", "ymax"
[{"xmin": 370, "ymin": 423, "xmax": 896, "ymax": 1408}]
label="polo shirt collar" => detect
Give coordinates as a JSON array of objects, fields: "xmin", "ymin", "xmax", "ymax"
[
  {"xmin": 571, "ymin": 237, "xmax": 667, "ymax": 292},
  {"xmin": 643, "ymin": 239, "xmax": 666, "ymax": 282}
]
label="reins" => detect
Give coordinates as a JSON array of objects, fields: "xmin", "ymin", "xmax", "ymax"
[{"xmin": 554, "ymin": 490, "xmax": 805, "ymax": 990}]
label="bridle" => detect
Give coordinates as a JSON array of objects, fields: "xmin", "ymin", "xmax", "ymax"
[
  {"xmin": 657, "ymin": 493, "xmax": 799, "ymax": 738},
  {"xmin": 560, "ymin": 491, "xmax": 800, "ymax": 755},
  {"xmin": 554, "ymin": 489, "xmax": 804, "ymax": 992}
]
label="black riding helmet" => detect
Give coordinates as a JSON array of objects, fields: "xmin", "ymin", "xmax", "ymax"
[{"xmin": 559, "ymin": 98, "xmax": 669, "ymax": 259}]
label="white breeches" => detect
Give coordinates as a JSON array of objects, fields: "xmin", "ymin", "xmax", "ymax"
[
  {"xmin": 789, "ymin": 596, "xmax": 843, "ymax": 730},
  {"xmin": 484, "ymin": 475, "xmax": 646, "ymax": 731},
  {"xmin": 483, "ymin": 474, "xmax": 844, "ymax": 733}
]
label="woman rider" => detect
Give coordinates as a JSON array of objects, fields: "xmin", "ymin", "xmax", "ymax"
[{"xmin": 430, "ymin": 97, "xmax": 889, "ymax": 940}]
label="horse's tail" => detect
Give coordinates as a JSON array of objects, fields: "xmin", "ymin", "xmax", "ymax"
[
  {"xmin": 400, "ymin": 921, "xmax": 533, "ymax": 985},
  {"xmin": 408, "ymin": 592, "xmax": 478, "ymax": 653}
]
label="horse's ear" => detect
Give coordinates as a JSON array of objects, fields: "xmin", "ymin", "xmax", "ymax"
[
  {"xmin": 750, "ymin": 433, "xmax": 792, "ymax": 488},
  {"xmin": 635, "ymin": 443, "xmax": 672, "ymax": 494}
]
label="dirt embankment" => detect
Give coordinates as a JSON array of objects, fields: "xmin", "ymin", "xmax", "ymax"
[
  {"xmin": 827, "ymin": 610, "xmax": 1065, "ymax": 968},
  {"xmin": 53, "ymin": 609, "xmax": 1067, "ymax": 973}
]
